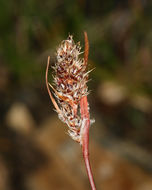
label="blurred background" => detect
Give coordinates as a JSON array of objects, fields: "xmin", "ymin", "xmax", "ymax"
[{"xmin": 0, "ymin": 0, "xmax": 152, "ymax": 189}]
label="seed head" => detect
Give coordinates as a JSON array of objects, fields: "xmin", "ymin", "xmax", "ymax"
[{"xmin": 47, "ymin": 34, "xmax": 91, "ymax": 143}]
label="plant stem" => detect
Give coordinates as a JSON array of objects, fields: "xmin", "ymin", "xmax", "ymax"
[{"xmin": 80, "ymin": 96, "xmax": 96, "ymax": 190}]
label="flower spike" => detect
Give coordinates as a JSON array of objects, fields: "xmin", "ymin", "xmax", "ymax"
[{"xmin": 46, "ymin": 32, "xmax": 96, "ymax": 190}]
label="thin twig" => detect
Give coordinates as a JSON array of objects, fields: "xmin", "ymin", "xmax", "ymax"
[{"xmin": 80, "ymin": 32, "xmax": 96, "ymax": 190}]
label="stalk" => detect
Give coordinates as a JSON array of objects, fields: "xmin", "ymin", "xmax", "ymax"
[{"xmin": 80, "ymin": 96, "xmax": 96, "ymax": 190}]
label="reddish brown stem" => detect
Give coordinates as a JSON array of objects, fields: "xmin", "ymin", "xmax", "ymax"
[
  {"xmin": 84, "ymin": 31, "xmax": 89, "ymax": 64},
  {"xmin": 80, "ymin": 96, "xmax": 96, "ymax": 190}
]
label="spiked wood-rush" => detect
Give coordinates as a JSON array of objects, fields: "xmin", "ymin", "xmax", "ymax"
[{"xmin": 46, "ymin": 32, "xmax": 96, "ymax": 190}]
